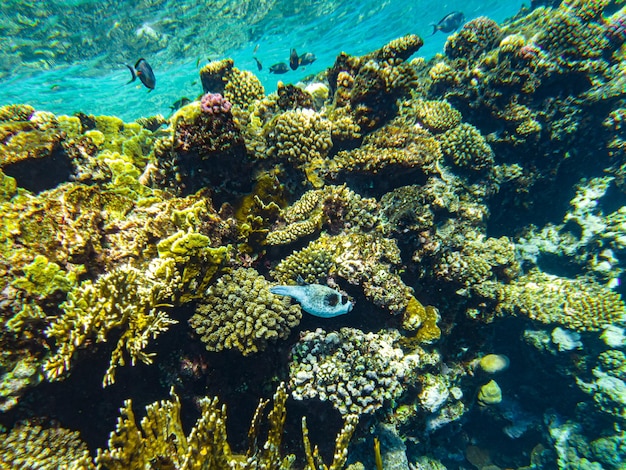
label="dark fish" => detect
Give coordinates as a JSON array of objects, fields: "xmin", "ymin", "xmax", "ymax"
[
  {"xmin": 298, "ymin": 52, "xmax": 316, "ymax": 66},
  {"xmin": 126, "ymin": 58, "xmax": 155, "ymax": 90},
  {"xmin": 289, "ymin": 48, "xmax": 299, "ymax": 70},
  {"xmin": 430, "ymin": 11, "xmax": 465, "ymax": 35},
  {"xmin": 169, "ymin": 97, "xmax": 191, "ymax": 111},
  {"xmin": 269, "ymin": 62, "xmax": 289, "ymax": 74},
  {"xmin": 254, "ymin": 56, "xmax": 263, "ymax": 71}
]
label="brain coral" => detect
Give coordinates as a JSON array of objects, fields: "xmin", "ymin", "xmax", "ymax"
[
  {"xmin": 189, "ymin": 268, "xmax": 302, "ymax": 355},
  {"xmin": 496, "ymin": 270, "xmax": 626, "ymax": 331},
  {"xmin": 289, "ymin": 328, "xmax": 409, "ymax": 415}
]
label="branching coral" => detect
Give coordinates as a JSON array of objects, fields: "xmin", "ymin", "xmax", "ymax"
[
  {"xmin": 43, "ymin": 261, "xmax": 180, "ymax": 386},
  {"xmin": 267, "ymin": 108, "xmax": 333, "ymax": 166},
  {"xmin": 200, "ymin": 58, "xmax": 265, "ymax": 109},
  {"xmin": 189, "ymin": 267, "xmax": 302, "ymax": 355},
  {"xmin": 97, "ymin": 383, "xmax": 293, "ymax": 469}
]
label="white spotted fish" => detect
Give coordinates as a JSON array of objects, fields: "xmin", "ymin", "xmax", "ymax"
[{"xmin": 270, "ymin": 280, "xmax": 353, "ymax": 318}]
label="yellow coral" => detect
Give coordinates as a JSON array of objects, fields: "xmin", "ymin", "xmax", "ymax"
[
  {"xmin": 43, "ymin": 262, "xmax": 179, "ymax": 386},
  {"xmin": 189, "ymin": 268, "xmax": 302, "ymax": 355},
  {"xmin": 0, "ymin": 422, "xmax": 94, "ymax": 469},
  {"xmin": 439, "ymin": 123, "xmax": 494, "ymax": 172},
  {"xmin": 413, "ymin": 99, "xmax": 462, "ymax": 133}
]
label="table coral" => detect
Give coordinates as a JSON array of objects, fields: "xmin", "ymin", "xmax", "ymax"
[
  {"xmin": 43, "ymin": 262, "xmax": 180, "ymax": 386},
  {"xmin": 189, "ymin": 267, "xmax": 302, "ymax": 355},
  {"xmin": 289, "ymin": 328, "xmax": 408, "ymax": 416},
  {"xmin": 495, "ymin": 270, "xmax": 626, "ymax": 332}
]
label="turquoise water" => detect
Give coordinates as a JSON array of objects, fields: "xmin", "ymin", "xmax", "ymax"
[{"xmin": 0, "ymin": 0, "xmax": 523, "ymax": 120}]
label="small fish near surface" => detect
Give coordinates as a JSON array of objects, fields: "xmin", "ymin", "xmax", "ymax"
[
  {"xmin": 430, "ymin": 11, "xmax": 465, "ymax": 35},
  {"xmin": 126, "ymin": 58, "xmax": 155, "ymax": 91},
  {"xmin": 269, "ymin": 62, "xmax": 289, "ymax": 74},
  {"xmin": 289, "ymin": 48, "xmax": 299, "ymax": 70},
  {"xmin": 270, "ymin": 281, "xmax": 353, "ymax": 318},
  {"xmin": 298, "ymin": 52, "xmax": 316, "ymax": 66}
]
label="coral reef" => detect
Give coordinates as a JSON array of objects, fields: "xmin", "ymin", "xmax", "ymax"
[
  {"xmin": 266, "ymin": 185, "xmax": 379, "ymax": 245},
  {"xmin": 0, "ymin": 422, "xmax": 93, "ymax": 469},
  {"xmin": 495, "ymin": 270, "xmax": 626, "ymax": 332},
  {"xmin": 189, "ymin": 267, "xmax": 302, "ymax": 355},
  {"xmin": 44, "ymin": 261, "xmax": 180, "ymax": 386},
  {"xmin": 289, "ymin": 328, "xmax": 409, "ymax": 416}
]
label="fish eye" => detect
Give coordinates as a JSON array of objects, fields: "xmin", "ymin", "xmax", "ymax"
[{"xmin": 325, "ymin": 293, "xmax": 339, "ymax": 306}]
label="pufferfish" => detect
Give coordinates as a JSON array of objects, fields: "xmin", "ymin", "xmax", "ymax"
[{"xmin": 269, "ymin": 278, "xmax": 353, "ymax": 318}]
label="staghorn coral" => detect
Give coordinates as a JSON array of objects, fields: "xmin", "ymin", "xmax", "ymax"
[
  {"xmin": 439, "ymin": 123, "xmax": 494, "ymax": 173},
  {"xmin": 289, "ymin": 328, "xmax": 410, "ymax": 416},
  {"xmin": 189, "ymin": 267, "xmax": 302, "ymax": 355},
  {"xmin": 43, "ymin": 261, "xmax": 180, "ymax": 386},
  {"xmin": 266, "ymin": 185, "xmax": 379, "ymax": 246},
  {"xmin": 495, "ymin": 270, "xmax": 626, "ymax": 332},
  {"xmin": 0, "ymin": 422, "xmax": 93, "ymax": 469}
]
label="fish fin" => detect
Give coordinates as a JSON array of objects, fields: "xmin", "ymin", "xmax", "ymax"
[
  {"xmin": 296, "ymin": 274, "xmax": 307, "ymax": 285},
  {"xmin": 125, "ymin": 64, "xmax": 136, "ymax": 84},
  {"xmin": 269, "ymin": 286, "xmax": 293, "ymax": 296},
  {"xmin": 429, "ymin": 23, "xmax": 438, "ymax": 36},
  {"xmin": 135, "ymin": 58, "xmax": 145, "ymax": 68}
]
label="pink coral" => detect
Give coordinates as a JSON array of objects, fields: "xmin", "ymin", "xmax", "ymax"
[{"xmin": 200, "ymin": 92, "xmax": 232, "ymax": 115}]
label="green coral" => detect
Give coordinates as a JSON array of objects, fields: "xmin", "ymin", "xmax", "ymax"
[
  {"xmin": 43, "ymin": 262, "xmax": 180, "ymax": 386},
  {"xmin": 189, "ymin": 267, "xmax": 302, "ymax": 355},
  {"xmin": 10, "ymin": 254, "xmax": 78, "ymax": 298}
]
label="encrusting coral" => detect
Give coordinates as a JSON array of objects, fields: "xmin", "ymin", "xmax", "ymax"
[{"xmin": 189, "ymin": 267, "xmax": 302, "ymax": 355}]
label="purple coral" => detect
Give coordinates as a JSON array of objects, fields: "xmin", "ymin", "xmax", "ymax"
[{"xmin": 200, "ymin": 92, "xmax": 232, "ymax": 115}]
